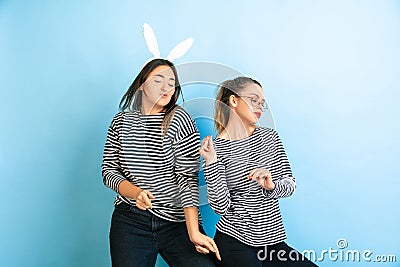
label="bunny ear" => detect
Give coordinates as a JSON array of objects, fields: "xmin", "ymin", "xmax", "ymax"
[
  {"xmin": 142, "ymin": 23, "xmax": 160, "ymax": 58},
  {"xmin": 167, "ymin": 38, "xmax": 194, "ymax": 62}
]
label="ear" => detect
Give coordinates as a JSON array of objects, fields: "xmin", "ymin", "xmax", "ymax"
[
  {"xmin": 167, "ymin": 38, "xmax": 194, "ymax": 62},
  {"xmin": 229, "ymin": 95, "xmax": 238, "ymax": 108},
  {"xmin": 143, "ymin": 23, "xmax": 161, "ymax": 58}
]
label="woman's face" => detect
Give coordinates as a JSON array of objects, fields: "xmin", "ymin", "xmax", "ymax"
[
  {"xmin": 233, "ymin": 83, "xmax": 265, "ymax": 125},
  {"xmin": 140, "ymin": 65, "xmax": 176, "ymax": 112}
]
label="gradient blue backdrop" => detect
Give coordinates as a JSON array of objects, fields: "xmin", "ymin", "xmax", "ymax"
[{"xmin": 1, "ymin": 1, "xmax": 399, "ymax": 266}]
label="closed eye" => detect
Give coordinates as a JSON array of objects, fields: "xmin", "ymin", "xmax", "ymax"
[{"xmin": 251, "ymin": 96, "xmax": 266, "ymax": 104}]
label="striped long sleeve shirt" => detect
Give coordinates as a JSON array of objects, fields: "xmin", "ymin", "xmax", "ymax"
[
  {"xmin": 102, "ymin": 108, "xmax": 201, "ymax": 222},
  {"xmin": 203, "ymin": 127, "xmax": 296, "ymax": 246}
]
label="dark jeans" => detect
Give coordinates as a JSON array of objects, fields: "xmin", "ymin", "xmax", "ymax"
[
  {"xmin": 214, "ymin": 230, "xmax": 318, "ymax": 267},
  {"xmin": 109, "ymin": 202, "xmax": 217, "ymax": 267}
]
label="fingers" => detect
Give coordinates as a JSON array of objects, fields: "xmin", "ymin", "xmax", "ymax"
[
  {"xmin": 209, "ymin": 238, "xmax": 221, "ymax": 261},
  {"xmin": 198, "ymin": 139, "xmax": 208, "ymax": 156},
  {"xmin": 248, "ymin": 168, "xmax": 258, "ymax": 178},
  {"xmin": 206, "ymin": 135, "xmax": 214, "ymax": 147},
  {"xmin": 136, "ymin": 202, "xmax": 147, "ymax": 210},
  {"xmin": 195, "ymin": 236, "xmax": 221, "ymax": 261},
  {"xmin": 263, "ymin": 176, "xmax": 275, "ymax": 191},
  {"xmin": 200, "ymin": 136, "xmax": 208, "ymax": 148},
  {"xmin": 195, "ymin": 244, "xmax": 209, "ymax": 254},
  {"xmin": 248, "ymin": 169, "xmax": 271, "ymax": 185},
  {"xmin": 199, "ymin": 238, "xmax": 215, "ymax": 253},
  {"xmin": 263, "ymin": 169, "xmax": 272, "ymax": 179},
  {"xmin": 142, "ymin": 192, "xmax": 153, "ymax": 207},
  {"xmin": 248, "ymin": 168, "xmax": 271, "ymax": 178},
  {"xmin": 252, "ymin": 169, "xmax": 264, "ymax": 181},
  {"xmin": 248, "ymin": 168, "xmax": 260, "ymax": 181},
  {"xmin": 199, "ymin": 136, "xmax": 217, "ymax": 165},
  {"xmin": 136, "ymin": 190, "xmax": 154, "ymax": 210},
  {"xmin": 200, "ymin": 136, "xmax": 213, "ymax": 152},
  {"xmin": 147, "ymin": 190, "xmax": 155, "ymax": 200}
]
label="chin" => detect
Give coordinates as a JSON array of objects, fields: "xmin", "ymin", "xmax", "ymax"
[
  {"xmin": 251, "ymin": 116, "xmax": 260, "ymax": 125},
  {"xmin": 157, "ymin": 99, "xmax": 171, "ymax": 107},
  {"xmin": 246, "ymin": 119, "xmax": 258, "ymax": 127}
]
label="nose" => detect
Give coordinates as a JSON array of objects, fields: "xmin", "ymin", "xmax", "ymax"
[{"xmin": 160, "ymin": 81, "xmax": 168, "ymax": 92}]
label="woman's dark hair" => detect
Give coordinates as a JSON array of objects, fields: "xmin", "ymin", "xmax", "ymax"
[
  {"xmin": 119, "ymin": 58, "xmax": 182, "ymax": 134},
  {"xmin": 215, "ymin": 76, "xmax": 262, "ymax": 133}
]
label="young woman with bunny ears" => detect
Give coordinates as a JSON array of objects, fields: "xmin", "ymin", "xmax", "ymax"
[
  {"xmin": 199, "ymin": 77, "xmax": 318, "ymax": 267},
  {"xmin": 102, "ymin": 24, "xmax": 219, "ymax": 267}
]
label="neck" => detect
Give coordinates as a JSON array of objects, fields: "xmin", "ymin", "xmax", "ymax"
[
  {"xmin": 141, "ymin": 101, "xmax": 164, "ymax": 115},
  {"xmin": 220, "ymin": 113, "xmax": 256, "ymax": 140}
]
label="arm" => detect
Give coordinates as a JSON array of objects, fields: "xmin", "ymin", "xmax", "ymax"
[
  {"xmin": 184, "ymin": 206, "xmax": 220, "ymax": 260},
  {"xmin": 262, "ymin": 130, "xmax": 296, "ymax": 199},
  {"xmin": 200, "ymin": 137, "xmax": 231, "ymax": 216},
  {"xmin": 101, "ymin": 116, "xmax": 154, "ymax": 208},
  {"xmin": 203, "ymin": 159, "xmax": 232, "ymax": 216},
  {"xmin": 101, "ymin": 118, "xmax": 126, "ymax": 192},
  {"xmin": 174, "ymin": 131, "xmax": 201, "ymax": 209},
  {"xmin": 174, "ymin": 125, "xmax": 221, "ymax": 259}
]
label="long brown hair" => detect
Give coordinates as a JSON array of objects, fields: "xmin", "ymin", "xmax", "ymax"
[
  {"xmin": 215, "ymin": 77, "xmax": 261, "ymax": 133},
  {"xmin": 119, "ymin": 58, "xmax": 182, "ymax": 134}
]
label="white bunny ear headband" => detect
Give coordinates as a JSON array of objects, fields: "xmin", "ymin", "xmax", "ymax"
[{"xmin": 142, "ymin": 23, "xmax": 194, "ymax": 65}]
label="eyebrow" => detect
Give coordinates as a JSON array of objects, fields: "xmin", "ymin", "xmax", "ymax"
[
  {"xmin": 154, "ymin": 74, "xmax": 175, "ymax": 81},
  {"xmin": 248, "ymin": 93, "xmax": 263, "ymax": 98}
]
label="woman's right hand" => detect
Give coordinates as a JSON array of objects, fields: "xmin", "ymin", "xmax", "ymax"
[
  {"xmin": 199, "ymin": 135, "xmax": 217, "ymax": 166},
  {"xmin": 117, "ymin": 180, "xmax": 155, "ymax": 210},
  {"xmin": 134, "ymin": 189, "xmax": 155, "ymax": 210}
]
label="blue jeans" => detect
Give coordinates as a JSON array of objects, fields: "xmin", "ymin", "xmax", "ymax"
[
  {"xmin": 109, "ymin": 202, "xmax": 217, "ymax": 267},
  {"xmin": 214, "ymin": 230, "xmax": 318, "ymax": 267}
]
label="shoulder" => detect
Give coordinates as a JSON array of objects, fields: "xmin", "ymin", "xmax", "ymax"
[
  {"xmin": 256, "ymin": 127, "xmax": 281, "ymax": 142},
  {"xmin": 112, "ymin": 111, "xmax": 125, "ymax": 121},
  {"xmin": 110, "ymin": 110, "xmax": 138, "ymax": 128},
  {"xmin": 172, "ymin": 107, "xmax": 195, "ymax": 124},
  {"xmin": 167, "ymin": 106, "xmax": 199, "ymax": 140},
  {"xmin": 171, "ymin": 107, "xmax": 197, "ymax": 130},
  {"xmin": 256, "ymin": 126, "xmax": 276, "ymax": 136}
]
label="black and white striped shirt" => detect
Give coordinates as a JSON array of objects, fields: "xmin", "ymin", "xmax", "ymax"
[
  {"xmin": 102, "ymin": 108, "xmax": 201, "ymax": 222},
  {"xmin": 203, "ymin": 127, "xmax": 296, "ymax": 246}
]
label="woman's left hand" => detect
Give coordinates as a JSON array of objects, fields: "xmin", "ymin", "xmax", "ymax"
[
  {"xmin": 190, "ymin": 231, "xmax": 221, "ymax": 261},
  {"xmin": 248, "ymin": 168, "xmax": 275, "ymax": 191}
]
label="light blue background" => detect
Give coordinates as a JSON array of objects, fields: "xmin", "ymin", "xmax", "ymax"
[{"xmin": 1, "ymin": 1, "xmax": 399, "ymax": 266}]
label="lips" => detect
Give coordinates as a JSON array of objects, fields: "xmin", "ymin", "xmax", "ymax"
[
  {"xmin": 254, "ymin": 112, "xmax": 261, "ymax": 118},
  {"xmin": 160, "ymin": 94, "xmax": 169, "ymax": 98}
]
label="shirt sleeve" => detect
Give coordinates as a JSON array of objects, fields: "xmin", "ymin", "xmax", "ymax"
[
  {"xmin": 173, "ymin": 112, "xmax": 201, "ymax": 208},
  {"xmin": 263, "ymin": 130, "xmax": 296, "ymax": 199},
  {"xmin": 101, "ymin": 115, "xmax": 126, "ymax": 193},
  {"xmin": 203, "ymin": 156, "xmax": 232, "ymax": 215}
]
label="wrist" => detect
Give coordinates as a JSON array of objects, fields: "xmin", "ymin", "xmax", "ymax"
[
  {"xmin": 118, "ymin": 180, "xmax": 142, "ymax": 200},
  {"xmin": 131, "ymin": 186, "xmax": 143, "ymax": 201},
  {"xmin": 188, "ymin": 228, "xmax": 200, "ymax": 242},
  {"xmin": 263, "ymin": 180, "xmax": 275, "ymax": 191},
  {"xmin": 205, "ymin": 154, "xmax": 218, "ymax": 166}
]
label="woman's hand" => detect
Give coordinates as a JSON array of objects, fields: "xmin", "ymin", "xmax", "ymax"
[
  {"xmin": 134, "ymin": 189, "xmax": 155, "ymax": 210},
  {"xmin": 248, "ymin": 168, "xmax": 275, "ymax": 191},
  {"xmin": 117, "ymin": 180, "xmax": 155, "ymax": 210},
  {"xmin": 199, "ymin": 135, "xmax": 217, "ymax": 166},
  {"xmin": 190, "ymin": 231, "xmax": 221, "ymax": 261}
]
